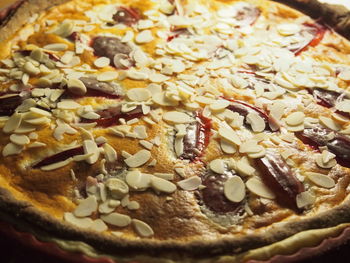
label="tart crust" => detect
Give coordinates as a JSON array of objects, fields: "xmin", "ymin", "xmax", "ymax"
[{"xmin": 0, "ymin": 0, "xmax": 350, "ymax": 262}]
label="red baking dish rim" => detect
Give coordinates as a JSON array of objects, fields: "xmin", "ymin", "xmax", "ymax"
[{"xmin": 1, "ymin": 220, "xmax": 350, "ymax": 263}]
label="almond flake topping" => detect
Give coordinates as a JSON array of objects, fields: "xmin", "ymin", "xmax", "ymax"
[
  {"xmin": 132, "ymin": 219, "xmax": 154, "ymax": 237},
  {"xmin": 246, "ymin": 177, "xmax": 275, "ymax": 199},
  {"xmin": 163, "ymin": 111, "xmax": 191, "ymax": 124},
  {"xmin": 2, "ymin": 143, "xmax": 24, "ymax": 157},
  {"xmin": 151, "ymin": 176, "xmax": 177, "ymax": 193},
  {"xmin": 286, "ymin": 112, "xmax": 305, "ymax": 126},
  {"xmin": 296, "ymin": 191, "xmax": 315, "ymax": 209},
  {"xmin": 315, "ymin": 150, "xmax": 337, "ymax": 169},
  {"xmin": 67, "ymin": 78, "xmax": 87, "ymax": 96},
  {"xmin": 97, "ymin": 71, "xmax": 118, "ymax": 82},
  {"xmin": 74, "ymin": 196, "xmax": 98, "ymax": 217},
  {"xmin": 236, "ymin": 157, "xmax": 256, "ymax": 177},
  {"xmin": 10, "ymin": 134, "xmax": 30, "ymax": 146},
  {"xmin": 277, "ymin": 23, "xmax": 301, "ymax": 36},
  {"xmin": 64, "ymin": 213, "xmax": 93, "ymax": 229},
  {"xmin": 127, "ymin": 88, "xmax": 151, "ymax": 102},
  {"xmin": 106, "ymin": 178, "xmax": 129, "ymax": 199},
  {"xmin": 103, "ymin": 143, "xmax": 117, "ymax": 163},
  {"xmin": 210, "ymin": 99, "xmax": 230, "ymax": 112},
  {"xmin": 3, "ymin": 112, "xmax": 22, "ymax": 134},
  {"xmin": 177, "ymin": 176, "xmax": 202, "ymax": 191},
  {"xmin": 246, "ymin": 112, "xmax": 266, "ymax": 132},
  {"xmin": 100, "ymin": 213, "xmax": 131, "ymax": 227},
  {"xmin": 94, "ymin": 57, "xmax": 110, "ymax": 68},
  {"xmin": 135, "ymin": 30, "xmax": 154, "ymax": 44},
  {"xmin": 224, "ymin": 176, "xmax": 246, "ymax": 203},
  {"xmin": 305, "ymin": 172, "xmax": 335, "ymax": 188},
  {"xmin": 319, "ymin": 116, "xmax": 341, "ymax": 131},
  {"xmin": 218, "ymin": 126, "xmax": 242, "ymax": 146},
  {"xmin": 83, "ymin": 139, "xmax": 100, "ymax": 164},
  {"xmin": 209, "ymin": 159, "xmax": 225, "ymax": 174},
  {"xmin": 125, "ymin": 171, "xmax": 151, "ymax": 190},
  {"xmin": 40, "ymin": 158, "xmax": 73, "ymax": 171},
  {"xmin": 124, "ymin": 150, "xmax": 151, "ymax": 168},
  {"xmin": 57, "ymin": 100, "xmax": 81, "ymax": 110}
]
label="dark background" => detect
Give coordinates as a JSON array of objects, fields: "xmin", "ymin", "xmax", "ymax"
[{"xmin": 1, "ymin": 234, "xmax": 350, "ymax": 263}]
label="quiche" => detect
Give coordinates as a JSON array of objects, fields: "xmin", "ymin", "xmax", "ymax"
[{"xmin": 0, "ymin": 0, "xmax": 350, "ymax": 262}]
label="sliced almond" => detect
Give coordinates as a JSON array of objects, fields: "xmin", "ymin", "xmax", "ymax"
[
  {"xmin": 30, "ymin": 107, "xmax": 52, "ymax": 117},
  {"xmin": 246, "ymin": 112, "xmax": 266, "ymax": 132},
  {"xmin": 64, "ymin": 212, "xmax": 93, "ymax": 229},
  {"xmin": 99, "ymin": 200, "xmax": 120, "ymax": 214},
  {"xmin": 127, "ymin": 88, "xmax": 151, "ymax": 102},
  {"xmin": 236, "ymin": 157, "xmax": 255, "ymax": 176},
  {"xmin": 286, "ymin": 112, "xmax": 305, "ymax": 126},
  {"xmin": 97, "ymin": 71, "xmax": 118, "ymax": 82},
  {"xmin": 10, "ymin": 134, "xmax": 30, "ymax": 145},
  {"xmin": 163, "ymin": 111, "xmax": 191, "ymax": 124},
  {"xmin": 135, "ymin": 30, "xmax": 154, "ymax": 44},
  {"xmin": 83, "ymin": 139, "xmax": 100, "ymax": 164},
  {"xmin": 296, "ymin": 191, "xmax": 315, "ymax": 209},
  {"xmin": 277, "ymin": 23, "xmax": 301, "ymax": 35},
  {"xmin": 127, "ymin": 201, "xmax": 140, "ymax": 210},
  {"xmin": 125, "ymin": 170, "xmax": 151, "ymax": 190},
  {"xmin": 335, "ymin": 100, "xmax": 350, "ymax": 113},
  {"xmin": 151, "ymin": 176, "xmax": 177, "ymax": 193},
  {"xmin": 52, "ymin": 21, "xmax": 74, "ymax": 37},
  {"xmin": 132, "ymin": 219, "xmax": 154, "ymax": 237},
  {"xmin": 67, "ymin": 78, "xmax": 87, "ymax": 96},
  {"xmin": 3, "ymin": 112, "xmax": 22, "ymax": 133},
  {"xmin": 2, "ymin": 142, "xmax": 24, "ymax": 157},
  {"xmin": 139, "ymin": 140, "xmax": 153, "ymax": 150},
  {"xmin": 319, "ymin": 116, "xmax": 341, "ymax": 131},
  {"xmin": 94, "ymin": 57, "xmax": 110, "ymax": 68},
  {"xmin": 90, "ymin": 219, "xmax": 108, "ymax": 232},
  {"xmin": 305, "ymin": 172, "xmax": 335, "ymax": 188},
  {"xmin": 209, "ymin": 159, "xmax": 225, "ymax": 174},
  {"xmin": 209, "ymin": 99, "xmax": 230, "ymax": 112},
  {"xmin": 220, "ymin": 138, "xmax": 237, "ymax": 154},
  {"xmin": 124, "ymin": 150, "xmax": 151, "ymax": 168},
  {"xmin": 153, "ymin": 92, "xmax": 178, "ymax": 106},
  {"xmin": 40, "ymin": 157, "xmax": 73, "ymax": 171},
  {"xmin": 154, "ymin": 173, "xmax": 174, "ymax": 180},
  {"xmin": 246, "ymin": 177, "xmax": 275, "ymax": 199},
  {"xmin": 74, "ymin": 196, "xmax": 98, "ymax": 217},
  {"xmin": 100, "ymin": 213, "xmax": 131, "ymax": 227},
  {"xmin": 177, "ymin": 176, "xmax": 202, "ymax": 191},
  {"xmin": 103, "ymin": 143, "xmax": 117, "ymax": 163},
  {"xmin": 218, "ymin": 126, "xmax": 241, "ymax": 146},
  {"xmin": 224, "ymin": 176, "xmax": 245, "ymax": 203},
  {"xmin": 57, "ymin": 100, "xmax": 81, "ymax": 110},
  {"xmin": 315, "ymin": 153, "xmax": 337, "ymax": 169},
  {"xmin": 106, "ymin": 178, "xmax": 129, "ymax": 199},
  {"xmin": 239, "ymin": 140, "xmax": 263, "ymax": 154},
  {"xmin": 43, "ymin": 43, "xmax": 68, "ymax": 51},
  {"xmin": 25, "ymin": 117, "xmax": 50, "ymax": 125}
]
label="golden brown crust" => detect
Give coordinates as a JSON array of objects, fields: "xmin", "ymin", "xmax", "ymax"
[{"xmin": 2, "ymin": 183, "xmax": 350, "ymax": 260}]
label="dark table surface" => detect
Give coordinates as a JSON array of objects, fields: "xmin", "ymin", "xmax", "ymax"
[{"xmin": 1, "ymin": 233, "xmax": 350, "ymax": 263}]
